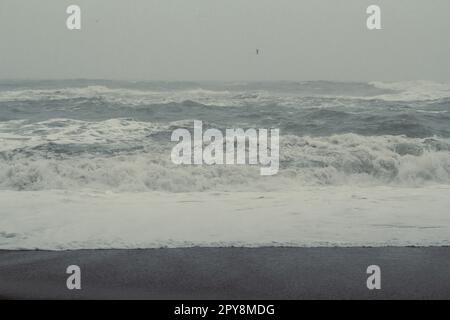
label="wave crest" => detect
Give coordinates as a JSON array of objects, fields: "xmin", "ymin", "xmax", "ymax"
[{"xmin": 0, "ymin": 133, "xmax": 449, "ymax": 191}]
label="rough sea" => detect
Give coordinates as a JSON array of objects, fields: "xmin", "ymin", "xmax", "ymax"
[
  {"xmin": 1, "ymin": 79, "xmax": 449, "ymax": 192},
  {"xmin": 1, "ymin": 80, "xmax": 450, "ymax": 249}
]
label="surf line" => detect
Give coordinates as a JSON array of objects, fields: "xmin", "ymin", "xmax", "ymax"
[{"xmin": 170, "ymin": 120, "xmax": 279, "ymax": 175}]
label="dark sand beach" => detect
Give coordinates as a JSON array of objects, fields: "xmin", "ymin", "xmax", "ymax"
[{"xmin": 1, "ymin": 247, "xmax": 449, "ymax": 300}]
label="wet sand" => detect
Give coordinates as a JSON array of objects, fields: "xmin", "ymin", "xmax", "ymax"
[{"xmin": 1, "ymin": 247, "xmax": 450, "ymax": 299}]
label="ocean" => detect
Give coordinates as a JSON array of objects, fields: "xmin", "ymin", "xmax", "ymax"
[{"xmin": 1, "ymin": 80, "xmax": 449, "ymax": 249}]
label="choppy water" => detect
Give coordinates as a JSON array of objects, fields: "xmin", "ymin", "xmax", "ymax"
[{"xmin": 0, "ymin": 80, "xmax": 449, "ymax": 191}]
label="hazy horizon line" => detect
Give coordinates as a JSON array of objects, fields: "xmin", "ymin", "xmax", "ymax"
[{"xmin": 0, "ymin": 78, "xmax": 447, "ymax": 84}]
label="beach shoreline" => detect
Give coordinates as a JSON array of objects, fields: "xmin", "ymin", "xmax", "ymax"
[{"xmin": 2, "ymin": 186, "xmax": 450, "ymax": 250}]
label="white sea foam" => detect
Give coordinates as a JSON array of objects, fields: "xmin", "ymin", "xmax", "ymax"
[
  {"xmin": 1, "ymin": 81, "xmax": 449, "ymax": 107},
  {"xmin": 0, "ymin": 118, "xmax": 449, "ymax": 191},
  {"xmin": 370, "ymin": 80, "xmax": 450, "ymax": 101},
  {"xmin": 0, "ymin": 86, "xmax": 247, "ymax": 106},
  {"xmin": 0, "ymin": 118, "xmax": 167, "ymax": 152},
  {"xmin": 0, "ymin": 80, "xmax": 449, "ymax": 250},
  {"xmin": 280, "ymin": 134, "xmax": 450, "ymax": 186},
  {"xmin": 1, "ymin": 186, "xmax": 449, "ymax": 250}
]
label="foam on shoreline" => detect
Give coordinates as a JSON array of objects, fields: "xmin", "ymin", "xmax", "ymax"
[{"xmin": 1, "ymin": 185, "xmax": 449, "ymax": 250}]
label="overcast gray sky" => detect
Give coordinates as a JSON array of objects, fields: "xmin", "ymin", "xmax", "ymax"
[{"xmin": 0, "ymin": 0, "xmax": 449, "ymax": 81}]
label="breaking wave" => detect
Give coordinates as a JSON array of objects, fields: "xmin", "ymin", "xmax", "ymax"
[
  {"xmin": 370, "ymin": 80, "xmax": 450, "ymax": 101},
  {"xmin": 0, "ymin": 132, "xmax": 449, "ymax": 192},
  {"xmin": 0, "ymin": 80, "xmax": 449, "ymax": 192},
  {"xmin": 1, "ymin": 80, "xmax": 450, "ymax": 108}
]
